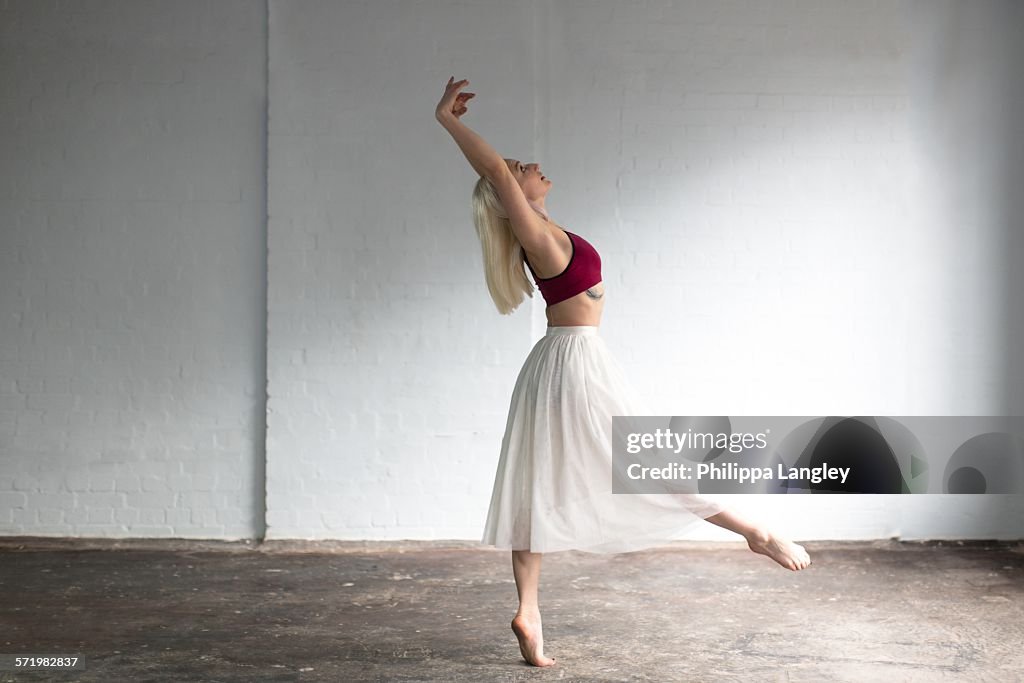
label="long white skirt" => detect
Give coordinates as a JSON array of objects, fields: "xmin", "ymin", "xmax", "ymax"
[{"xmin": 481, "ymin": 325, "xmax": 726, "ymax": 554}]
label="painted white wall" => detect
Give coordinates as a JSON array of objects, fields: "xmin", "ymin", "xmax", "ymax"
[
  {"xmin": 265, "ymin": 0, "xmax": 1024, "ymax": 543},
  {"xmin": 0, "ymin": 0, "xmax": 267, "ymax": 538},
  {"xmin": 1, "ymin": 0, "xmax": 1020, "ymax": 542}
]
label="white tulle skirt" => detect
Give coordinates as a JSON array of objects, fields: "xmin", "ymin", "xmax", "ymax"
[{"xmin": 481, "ymin": 325, "xmax": 726, "ymax": 554}]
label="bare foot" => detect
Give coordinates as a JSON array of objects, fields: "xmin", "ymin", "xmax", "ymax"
[
  {"xmin": 746, "ymin": 528, "xmax": 812, "ymax": 571},
  {"xmin": 511, "ymin": 611, "xmax": 556, "ymax": 667}
]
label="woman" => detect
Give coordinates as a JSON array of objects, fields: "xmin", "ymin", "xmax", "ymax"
[{"xmin": 435, "ymin": 77, "xmax": 811, "ymax": 668}]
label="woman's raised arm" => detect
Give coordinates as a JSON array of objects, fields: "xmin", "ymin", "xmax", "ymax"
[{"xmin": 435, "ymin": 77, "xmax": 505, "ymax": 179}]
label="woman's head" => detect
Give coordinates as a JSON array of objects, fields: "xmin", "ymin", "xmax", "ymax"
[{"xmin": 503, "ymin": 158, "xmax": 551, "ymax": 202}]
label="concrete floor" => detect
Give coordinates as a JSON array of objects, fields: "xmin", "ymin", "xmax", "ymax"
[{"xmin": 1, "ymin": 538, "xmax": 1022, "ymax": 682}]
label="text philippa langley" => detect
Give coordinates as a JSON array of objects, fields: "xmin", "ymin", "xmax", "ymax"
[{"xmin": 626, "ymin": 461, "xmax": 851, "ymax": 485}]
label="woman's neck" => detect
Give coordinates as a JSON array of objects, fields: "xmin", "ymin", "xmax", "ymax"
[{"xmin": 527, "ymin": 199, "xmax": 549, "ymax": 221}]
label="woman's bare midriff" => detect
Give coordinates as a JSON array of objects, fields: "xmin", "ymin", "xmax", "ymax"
[
  {"xmin": 543, "ymin": 289, "xmax": 604, "ymax": 327},
  {"xmin": 524, "ymin": 221, "xmax": 605, "ymax": 328}
]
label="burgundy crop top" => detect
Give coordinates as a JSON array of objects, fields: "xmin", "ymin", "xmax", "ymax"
[{"xmin": 523, "ymin": 229, "xmax": 603, "ymax": 307}]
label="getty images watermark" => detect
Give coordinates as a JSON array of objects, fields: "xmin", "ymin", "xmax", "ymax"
[{"xmin": 610, "ymin": 416, "xmax": 1024, "ymax": 494}]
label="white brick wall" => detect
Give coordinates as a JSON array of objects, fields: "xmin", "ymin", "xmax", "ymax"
[
  {"xmin": 265, "ymin": 0, "xmax": 1023, "ymax": 542},
  {"xmin": 2, "ymin": 0, "xmax": 1022, "ymax": 542},
  {"xmin": 0, "ymin": 0, "xmax": 266, "ymax": 538}
]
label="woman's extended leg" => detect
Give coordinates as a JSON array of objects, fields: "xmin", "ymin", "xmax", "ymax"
[
  {"xmin": 704, "ymin": 507, "xmax": 812, "ymax": 571},
  {"xmin": 510, "ymin": 550, "xmax": 555, "ymax": 666}
]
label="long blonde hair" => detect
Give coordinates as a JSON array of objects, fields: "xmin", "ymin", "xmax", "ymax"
[{"xmin": 471, "ymin": 175, "xmax": 539, "ymax": 315}]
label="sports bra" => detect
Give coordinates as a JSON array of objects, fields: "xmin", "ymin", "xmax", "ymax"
[{"xmin": 522, "ymin": 228, "xmax": 603, "ymax": 307}]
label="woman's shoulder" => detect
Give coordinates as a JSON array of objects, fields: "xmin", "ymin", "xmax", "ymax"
[{"xmin": 522, "ymin": 219, "xmax": 573, "ymax": 278}]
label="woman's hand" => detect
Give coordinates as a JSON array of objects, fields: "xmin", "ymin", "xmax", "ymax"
[{"xmin": 435, "ymin": 76, "xmax": 475, "ymax": 121}]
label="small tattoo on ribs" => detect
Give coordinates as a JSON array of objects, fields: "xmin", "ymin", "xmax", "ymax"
[{"xmin": 586, "ymin": 288, "xmax": 604, "ymax": 300}]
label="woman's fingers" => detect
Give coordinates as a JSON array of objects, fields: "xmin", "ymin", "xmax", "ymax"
[
  {"xmin": 439, "ymin": 79, "xmax": 471, "ymax": 117},
  {"xmin": 457, "ymin": 92, "xmax": 473, "ymax": 117},
  {"xmin": 445, "ymin": 79, "xmax": 469, "ymax": 104}
]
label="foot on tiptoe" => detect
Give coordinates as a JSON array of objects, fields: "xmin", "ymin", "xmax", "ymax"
[{"xmin": 511, "ymin": 610, "xmax": 556, "ymax": 667}]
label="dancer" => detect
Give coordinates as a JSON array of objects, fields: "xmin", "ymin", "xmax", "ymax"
[{"xmin": 435, "ymin": 77, "xmax": 811, "ymax": 668}]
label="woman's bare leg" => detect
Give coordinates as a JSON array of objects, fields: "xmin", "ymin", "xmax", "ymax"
[
  {"xmin": 704, "ymin": 507, "xmax": 812, "ymax": 571},
  {"xmin": 510, "ymin": 550, "xmax": 555, "ymax": 666}
]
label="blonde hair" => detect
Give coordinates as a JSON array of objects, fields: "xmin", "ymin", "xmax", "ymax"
[{"xmin": 471, "ymin": 174, "xmax": 540, "ymax": 315}]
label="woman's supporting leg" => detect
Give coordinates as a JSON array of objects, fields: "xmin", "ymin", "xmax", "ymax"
[
  {"xmin": 510, "ymin": 550, "xmax": 555, "ymax": 666},
  {"xmin": 704, "ymin": 507, "xmax": 813, "ymax": 571}
]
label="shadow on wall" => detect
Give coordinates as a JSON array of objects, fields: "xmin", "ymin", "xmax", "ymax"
[
  {"xmin": 903, "ymin": 0, "xmax": 1024, "ymax": 536},
  {"xmin": 905, "ymin": 0, "xmax": 1024, "ymax": 416}
]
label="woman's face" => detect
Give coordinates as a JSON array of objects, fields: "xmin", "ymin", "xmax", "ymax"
[{"xmin": 505, "ymin": 158, "xmax": 551, "ymax": 199}]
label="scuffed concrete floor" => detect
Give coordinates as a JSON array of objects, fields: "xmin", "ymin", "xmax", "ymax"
[{"xmin": 1, "ymin": 538, "xmax": 1022, "ymax": 682}]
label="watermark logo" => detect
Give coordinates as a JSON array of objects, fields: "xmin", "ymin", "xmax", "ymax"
[{"xmin": 610, "ymin": 416, "xmax": 1024, "ymax": 494}]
